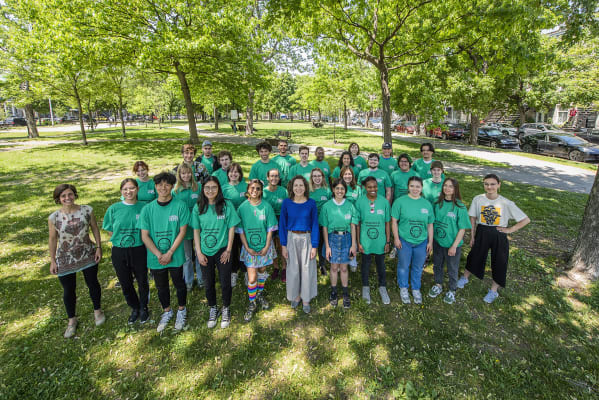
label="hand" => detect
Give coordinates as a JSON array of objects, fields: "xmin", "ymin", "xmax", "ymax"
[
  {"xmin": 281, "ymin": 246, "xmax": 288, "ymax": 259},
  {"xmin": 160, "ymin": 251, "xmax": 173, "ymax": 266},
  {"xmin": 198, "ymin": 252, "xmax": 208, "ymax": 266},
  {"xmin": 325, "ymin": 247, "xmax": 331, "ymax": 261},
  {"xmin": 247, "ymin": 248, "xmax": 258, "ymax": 257},
  {"xmin": 394, "ymin": 238, "xmax": 401, "ymax": 250},
  {"xmin": 384, "ymin": 243, "xmax": 390, "ymax": 254},
  {"xmin": 259, "ymin": 246, "xmax": 269, "ymax": 256},
  {"xmin": 310, "ymin": 247, "xmax": 317, "ymax": 259},
  {"xmin": 358, "ymin": 244, "xmax": 364, "ymax": 253},
  {"xmin": 349, "ymin": 246, "xmax": 356, "ymax": 258},
  {"xmin": 496, "ymin": 226, "xmax": 512, "ymax": 234},
  {"xmin": 426, "ymin": 242, "xmax": 433, "ymax": 254},
  {"xmin": 219, "ymin": 250, "xmax": 231, "ymax": 264},
  {"xmin": 469, "ymin": 236, "xmax": 475, "ymax": 247},
  {"xmin": 94, "ymin": 247, "xmax": 102, "ymax": 263},
  {"xmin": 50, "ymin": 260, "xmax": 58, "ymax": 275},
  {"xmin": 448, "ymin": 246, "xmax": 457, "ymax": 257}
]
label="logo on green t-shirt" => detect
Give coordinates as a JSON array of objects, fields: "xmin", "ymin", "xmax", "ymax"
[
  {"xmin": 250, "ymin": 233, "xmax": 262, "ymax": 247},
  {"xmin": 410, "ymin": 225, "xmax": 423, "ymax": 238},
  {"xmin": 367, "ymin": 228, "xmax": 379, "ymax": 239},
  {"xmin": 120, "ymin": 235, "xmax": 136, "ymax": 247},
  {"xmin": 435, "ymin": 227, "xmax": 447, "ymax": 239},
  {"xmin": 157, "ymin": 238, "xmax": 172, "ymax": 252},
  {"xmin": 205, "ymin": 234, "xmax": 217, "ymax": 248}
]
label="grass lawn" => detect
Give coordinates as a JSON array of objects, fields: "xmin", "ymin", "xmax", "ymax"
[{"xmin": 0, "ymin": 129, "xmax": 598, "ymax": 399}]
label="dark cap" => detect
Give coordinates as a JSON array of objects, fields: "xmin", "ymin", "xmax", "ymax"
[{"xmin": 382, "ymin": 142, "xmax": 392, "ymax": 150}]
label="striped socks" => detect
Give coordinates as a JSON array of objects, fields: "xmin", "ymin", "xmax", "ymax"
[
  {"xmin": 257, "ymin": 272, "xmax": 267, "ymax": 293},
  {"xmin": 247, "ymin": 281, "xmax": 257, "ymax": 302}
]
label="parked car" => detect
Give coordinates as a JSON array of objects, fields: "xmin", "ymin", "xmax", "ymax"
[
  {"xmin": 489, "ymin": 122, "xmax": 518, "ymax": 137},
  {"xmin": 520, "ymin": 132, "xmax": 599, "ymax": 162},
  {"xmin": 517, "ymin": 123, "xmax": 564, "ymax": 140},
  {"xmin": 390, "ymin": 119, "xmax": 402, "ymax": 130},
  {"xmin": 477, "ymin": 126, "xmax": 520, "ymax": 149},
  {"xmin": 396, "ymin": 121, "xmax": 416, "ymax": 134},
  {"xmin": 572, "ymin": 128, "xmax": 599, "ymax": 145},
  {"xmin": 4, "ymin": 117, "xmax": 27, "ymax": 126},
  {"xmin": 428, "ymin": 122, "xmax": 464, "ymax": 140},
  {"xmin": 369, "ymin": 117, "xmax": 382, "ymax": 129}
]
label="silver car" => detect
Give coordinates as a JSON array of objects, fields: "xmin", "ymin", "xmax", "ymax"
[{"xmin": 517, "ymin": 123, "xmax": 565, "ymax": 140}]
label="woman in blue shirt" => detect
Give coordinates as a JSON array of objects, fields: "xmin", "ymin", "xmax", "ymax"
[{"xmin": 279, "ymin": 175, "xmax": 319, "ymax": 313}]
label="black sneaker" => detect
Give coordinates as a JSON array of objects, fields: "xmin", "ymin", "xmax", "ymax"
[
  {"xmin": 257, "ymin": 292, "xmax": 270, "ymax": 310},
  {"xmin": 319, "ymin": 264, "xmax": 327, "ymax": 276},
  {"xmin": 343, "ymin": 294, "xmax": 351, "ymax": 309},
  {"xmin": 128, "ymin": 308, "xmax": 139, "ymax": 324},
  {"xmin": 139, "ymin": 307, "xmax": 150, "ymax": 324},
  {"xmin": 244, "ymin": 301, "xmax": 257, "ymax": 322},
  {"xmin": 207, "ymin": 306, "xmax": 220, "ymax": 329},
  {"xmin": 329, "ymin": 290, "xmax": 338, "ymax": 307}
]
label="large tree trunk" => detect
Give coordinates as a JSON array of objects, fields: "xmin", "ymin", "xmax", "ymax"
[
  {"xmin": 308, "ymin": 110, "xmax": 311, "ymax": 121},
  {"xmin": 24, "ymin": 103, "xmax": 39, "ymax": 138},
  {"xmin": 87, "ymin": 99, "xmax": 94, "ymax": 132},
  {"xmin": 569, "ymin": 169, "xmax": 599, "ymax": 280},
  {"xmin": 343, "ymin": 99, "xmax": 348, "ymax": 130},
  {"xmin": 318, "ymin": 109, "xmax": 322, "ymax": 122},
  {"xmin": 519, "ymin": 106, "xmax": 526, "ymax": 126},
  {"xmin": 213, "ymin": 105, "xmax": 219, "ymax": 130},
  {"xmin": 469, "ymin": 114, "xmax": 480, "ymax": 145},
  {"xmin": 174, "ymin": 62, "xmax": 199, "ymax": 144},
  {"xmin": 246, "ymin": 89, "xmax": 254, "ymax": 135},
  {"xmin": 73, "ymin": 86, "xmax": 87, "ymax": 145},
  {"xmin": 118, "ymin": 92, "xmax": 126, "ymax": 138},
  {"xmin": 379, "ymin": 66, "xmax": 392, "ymax": 143},
  {"xmin": 365, "ymin": 111, "xmax": 371, "ymax": 128}
]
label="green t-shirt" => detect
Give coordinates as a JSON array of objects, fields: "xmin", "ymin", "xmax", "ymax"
[
  {"xmin": 391, "ymin": 195, "xmax": 434, "ymax": 245},
  {"xmin": 411, "ymin": 158, "xmax": 435, "ymax": 179},
  {"xmin": 249, "ymin": 159, "xmax": 281, "ymax": 185},
  {"xmin": 263, "ymin": 186, "xmax": 288, "ymax": 216},
  {"xmin": 423, "ymin": 178, "xmax": 444, "ymax": 204},
  {"xmin": 272, "ymin": 154, "xmax": 297, "ymax": 186},
  {"xmin": 309, "ymin": 187, "xmax": 332, "ymax": 213},
  {"xmin": 319, "ymin": 199, "xmax": 358, "ymax": 232},
  {"xmin": 309, "ymin": 160, "xmax": 331, "ymax": 181},
  {"xmin": 345, "ymin": 184, "xmax": 362, "ymax": 204},
  {"xmin": 172, "ymin": 186, "xmax": 202, "ymax": 240},
  {"xmin": 379, "ymin": 156, "xmax": 398, "ymax": 176},
  {"xmin": 353, "ymin": 156, "xmax": 368, "ymax": 173},
  {"xmin": 357, "ymin": 168, "xmax": 392, "ymax": 198},
  {"xmin": 190, "ymin": 200, "xmax": 241, "ymax": 256},
  {"xmin": 199, "ymin": 155, "xmax": 216, "ymax": 174},
  {"xmin": 102, "ymin": 201, "xmax": 145, "ymax": 248},
  {"xmin": 391, "ymin": 169, "xmax": 417, "ymax": 200},
  {"xmin": 355, "ymin": 195, "xmax": 391, "ymax": 255},
  {"xmin": 222, "ymin": 181, "xmax": 248, "ymax": 210},
  {"xmin": 136, "ymin": 178, "xmax": 157, "ymax": 205},
  {"xmin": 212, "ymin": 168, "xmax": 229, "ymax": 187},
  {"xmin": 236, "ymin": 200, "xmax": 278, "ymax": 252},
  {"xmin": 331, "ymin": 165, "xmax": 360, "ymax": 180},
  {"xmin": 433, "ymin": 200, "xmax": 471, "ymax": 248},
  {"xmin": 288, "ymin": 163, "xmax": 314, "ymax": 182},
  {"xmin": 139, "ymin": 199, "xmax": 190, "ymax": 270}
]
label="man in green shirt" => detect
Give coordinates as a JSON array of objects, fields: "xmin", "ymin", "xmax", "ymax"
[
  {"xmin": 173, "ymin": 143, "xmax": 209, "ymax": 183},
  {"xmin": 140, "ymin": 172, "xmax": 190, "ymax": 333},
  {"xmin": 309, "ymin": 146, "xmax": 331, "ymax": 184},
  {"xmin": 249, "ymin": 142, "xmax": 281, "ymax": 185},
  {"xmin": 411, "ymin": 142, "xmax": 436, "ymax": 179},
  {"xmin": 272, "ymin": 140, "xmax": 297, "ymax": 187},
  {"xmin": 379, "ymin": 142, "xmax": 397, "ymax": 176},
  {"xmin": 357, "ymin": 153, "xmax": 392, "ymax": 203},
  {"xmin": 212, "ymin": 150, "xmax": 232, "ymax": 187},
  {"xmin": 288, "ymin": 146, "xmax": 314, "ymax": 182},
  {"xmin": 195, "ymin": 140, "xmax": 219, "ymax": 175}
]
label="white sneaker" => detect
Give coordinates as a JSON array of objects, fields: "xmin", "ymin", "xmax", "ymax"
[
  {"xmin": 378, "ymin": 286, "xmax": 390, "ymax": 305},
  {"xmin": 400, "ymin": 288, "xmax": 411, "ymax": 304},
  {"xmin": 362, "ymin": 286, "xmax": 371, "ymax": 304},
  {"xmin": 207, "ymin": 306, "xmax": 220, "ymax": 329},
  {"xmin": 157, "ymin": 310, "xmax": 173, "ymax": 332},
  {"xmin": 412, "ymin": 290, "xmax": 422, "ymax": 304},
  {"xmin": 220, "ymin": 307, "xmax": 231, "ymax": 329},
  {"xmin": 231, "ymin": 272, "xmax": 238, "ymax": 288},
  {"xmin": 174, "ymin": 308, "xmax": 187, "ymax": 331}
]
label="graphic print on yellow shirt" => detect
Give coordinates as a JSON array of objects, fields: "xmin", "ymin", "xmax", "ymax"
[{"xmin": 480, "ymin": 205, "xmax": 501, "ymax": 225}]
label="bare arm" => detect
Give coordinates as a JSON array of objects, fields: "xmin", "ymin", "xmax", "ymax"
[
  {"xmin": 426, "ymin": 223, "xmax": 434, "ymax": 254},
  {"xmin": 141, "ymin": 230, "xmax": 162, "ymax": 258},
  {"xmin": 260, "ymin": 231, "xmax": 273, "ymax": 256},
  {"xmin": 448, "ymin": 228, "xmax": 466, "ymax": 256},
  {"xmin": 350, "ymin": 223, "xmax": 357, "ymax": 257},
  {"xmin": 497, "ymin": 217, "xmax": 531, "ymax": 235},
  {"xmin": 194, "ymin": 229, "xmax": 207, "ymax": 266},
  {"xmin": 385, "ymin": 187, "xmax": 392, "ymax": 203},
  {"xmin": 89, "ymin": 211, "xmax": 102, "ymax": 263},
  {"xmin": 391, "ymin": 217, "xmax": 401, "ymax": 249},
  {"xmin": 469, "ymin": 216, "xmax": 477, "ymax": 247},
  {"xmin": 48, "ymin": 218, "xmax": 58, "ymax": 275},
  {"xmin": 161, "ymin": 225, "xmax": 187, "ymax": 265},
  {"xmin": 220, "ymin": 227, "xmax": 235, "ymax": 263},
  {"xmin": 323, "ymin": 226, "xmax": 331, "ymax": 261},
  {"xmin": 384, "ymin": 221, "xmax": 391, "ymax": 253}
]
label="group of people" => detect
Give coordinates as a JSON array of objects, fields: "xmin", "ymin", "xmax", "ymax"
[{"xmin": 48, "ymin": 139, "xmax": 530, "ymax": 338}]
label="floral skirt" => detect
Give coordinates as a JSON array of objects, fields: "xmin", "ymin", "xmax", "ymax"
[{"xmin": 240, "ymin": 243, "xmax": 277, "ymax": 268}]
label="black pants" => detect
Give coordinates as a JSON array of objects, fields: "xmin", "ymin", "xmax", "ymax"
[
  {"xmin": 111, "ymin": 245, "xmax": 149, "ymax": 310},
  {"xmin": 317, "ymin": 226, "xmax": 326, "ymax": 267},
  {"xmin": 200, "ymin": 247, "xmax": 232, "ymax": 307},
  {"xmin": 466, "ymin": 224, "xmax": 509, "ymax": 287},
  {"xmin": 361, "ymin": 253, "xmax": 386, "ymax": 287},
  {"xmin": 151, "ymin": 266, "xmax": 187, "ymax": 310},
  {"xmin": 58, "ymin": 264, "xmax": 101, "ymax": 318},
  {"xmin": 231, "ymin": 233, "xmax": 245, "ymax": 274}
]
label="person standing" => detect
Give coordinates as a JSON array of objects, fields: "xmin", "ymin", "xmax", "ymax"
[
  {"xmin": 457, "ymin": 174, "xmax": 530, "ymax": 303},
  {"xmin": 288, "ymin": 146, "xmax": 314, "ymax": 181},
  {"xmin": 264, "ymin": 168, "xmax": 289, "ymax": 282},
  {"xmin": 249, "ymin": 142, "xmax": 281, "ymax": 185},
  {"xmin": 132, "ymin": 161, "xmax": 156, "ymax": 206},
  {"xmin": 279, "ymin": 176, "xmax": 319, "ymax": 313},
  {"xmin": 102, "ymin": 179, "xmax": 150, "ymax": 324},
  {"xmin": 309, "ymin": 146, "xmax": 331, "ymax": 183},
  {"xmin": 212, "ymin": 150, "xmax": 233, "ymax": 187},
  {"xmin": 237, "ymin": 179, "xmax": 278, "ymax": 322},
  {"xmin": 191, "ymin": 177, "xmax": 240, "ymax": 328},
  {"xmin": 140, "ymin": 172, "xmax": 191, "ymax": 332},
  {"xmin": 331, "ymin": 151, "xmax": 359, "ymax": 179},
  {"xmin": 309, "ymin": 168, "xmax": 332, "ymax": 275},
  {"xmin": 357, "ymin": 153, "xmax": 392, "ymax": 203},
  {"xmin": 390, "ymin": 154, "xmax": 416, "ymax": 202},
  {"xmin": 411, "ymin": 142, "xmax": 437, "ymax": 179},
  {"xmin": 355, "ymin": 177, "xmax": 391, "ymax": 305},
  {"xmin": 320, "ymin": 179, "xmax": 357, "ymax": 309},
  {"xmin": 49, "ymin": 184, "xmax": 104, "ymax": 338},
  {"xmin": 195, "ymin": 140, "xmax": 220, "ymax": 175},
  {"xmin": 391, "ymin": 176, "xmax": 434, "ymax": 305},
  {"xmin": 272, "ymin": 139, "xmax": 297, "ymax": 187},
  {"xmin": 222, "ymin": 162, "xmax": 247, "ymax": 288},
  {"xmin": 422, "ymin": 161, "xmax": 445, "ymax": 204},
  {"xmin": 173, "ymin": 143, "xmax": 210, "ymax": 184},
  {"xmin": 348, "ymin": 142, "xmax": 368, "ymax": 173},
  {"xmin": 378, "ymin": 142, "xmax": 397, "ymax": 176},
  {"xmin": 340, "ymin": 166, "xmax": 361, "ymax": 272},
  {"xmin": 428, "ymin": 178, "xmax": 471, "ymax": 304}
]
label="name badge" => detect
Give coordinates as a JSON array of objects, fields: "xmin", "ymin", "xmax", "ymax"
[
  {"xmin": 376, "ymin": 178, "xmax": 382, "ymax": 183},
  {"xmin": 321, "ymin": 196, "xmax": 327, "ymax": 201},
  {"xmin": 259, "ymin": 214, "xmax": 266, "ymax": 220},
  {"xmin": 217, "ymin": 215, "xmax": 225, "ymax": 220},
  {"xmin": 148, "ymin": 190, "xmax": 155, "ymax": 194},
  {"xmin": 377, "ymin": 209, "xmax": 383, "ymax": 215},
  {"xmin": 169, "ymin": 215, "xmax": 179, "ymax": 222},
  {"xmin": 447, "ymin": 211, "xmax": 456, "ymax": 219},
  {"xmin": 191, "ymin": 194, "xmax": 199, "ymax": 199},
  {"xmin": 344, "ymin": 214, "xmax": 351, "ymax": 220},
  {"xmin": 421, "ymin": 208, "xmax": 429, "ymax": 214}
]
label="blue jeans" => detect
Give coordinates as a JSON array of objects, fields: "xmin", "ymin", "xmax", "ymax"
[
  {"xmin": 183, "ymin": 239, "xmax": 203, "ymax": 287},
  {"xmin": 396, "ymin": 238, "xmax": 428, "ymax": 290}
]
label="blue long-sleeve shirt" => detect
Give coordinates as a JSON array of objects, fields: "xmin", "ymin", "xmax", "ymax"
[{"xmin": 279, "ymin": 198, "xmax": 319, "ymax": 247}]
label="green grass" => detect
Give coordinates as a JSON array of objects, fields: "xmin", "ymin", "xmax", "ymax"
[{"xmin": 1, "ymin": 128, "xmax": 598, "ymax": 399}]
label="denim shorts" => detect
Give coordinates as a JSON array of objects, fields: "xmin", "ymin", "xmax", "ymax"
[{"xmin": 323, "ymin": 231, "xmax": 351, "ymax": 264}]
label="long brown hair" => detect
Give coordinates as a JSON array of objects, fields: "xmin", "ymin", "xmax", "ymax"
[
  {"xmin": 436, "ymin": 177, "xmax": 466, "ymax": 209},
  {"xmin": 339, "ymin": 166, "xmax": 356, "ymax": 190}
]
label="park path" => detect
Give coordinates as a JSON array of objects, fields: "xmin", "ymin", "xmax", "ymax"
[{"xmin": 0, "ymin": 123, "xmax": 594, "ymax": 194}]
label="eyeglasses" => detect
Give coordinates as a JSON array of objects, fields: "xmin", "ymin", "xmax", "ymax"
[{"xmin": 204, "ymin": 186, "xmax": 219, "ymax": 192}]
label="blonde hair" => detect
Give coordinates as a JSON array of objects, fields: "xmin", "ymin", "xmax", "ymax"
[
  {"xmin": 309, "ymin": 167, "xmax": 328, "ymax": 192},
  {"xmin": 174, "ymin": 162, "xmax": 198, "ymax": 193}
]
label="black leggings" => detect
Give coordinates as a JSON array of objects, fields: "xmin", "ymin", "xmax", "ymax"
[
  {"xmin": 200, "ymin": 247, "xmax": 232, "ymax": 307},
  {"xmin": 466, "ymin": 224, "xmax": 509, "ymax": 287},
  {"xmin": 111, "ymin": 245, "xmax": 149, "ymax": 310},
  {"xmin": 361, "ymin": 253, "xmax": 387, "ymax": 287},
  {"xmin": 58, "ymin": 264, "xmax": 101, "ymax": 319},
  {"xmin": 151, "ymin": 267, "xmax": 187, "ymax": 310},
  {"xmin": 231, "ymin": 233, "xmax": 245, "ymax": 274}
]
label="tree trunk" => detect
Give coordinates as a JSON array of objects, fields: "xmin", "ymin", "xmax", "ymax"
[
  {"xmin": 569, "ymin": 169, "xmax": 599, "ymax": 280},
  {"xmin": 268, "ymin": 111, "xmax": 272, "ymax": 121},
  {"xmin": 365, "ymin": 111, "xmax": 371, "ymax": 128},
  {"xmin": 519, "ymin": 106, "xmax": 526, "ymax": 126},
  {"xmin": 308, "ymin": 110, "xmax": 311, "ymax": 121},
  {"xmin": 379, "ymin": 66, "xmax": 392, "ymax": 143},
  {"xmin": 318, "ymin": 109, "xmax": 322, "ymax": 122},
  {"xmin": 213, "ymin": 105, "xmax": 219, "ymax": 130},
  {"xmin": 343, "ymin": 99, "xmax": 348, "ymax": 130},
  {"xmin": 73, "ymin": 86, "xmax": 87, "ymax": 145},
  {"xmin": 470, "ymin": 114, "xmax": 480, "ymax": 145},
  {"xmin": 174, "ymin": 62, "xmax": 199, "ymax": 144},
  {"xmin": 118, "ymin": 94, "xmax": 126, "ymax": 138},
  {"xmin": 24, "ymin": 104, "xmax": 39, "ymax": 138},
  {"xmin": 246, "ymin": 89, "xmax": 254, "ymax": 135}
]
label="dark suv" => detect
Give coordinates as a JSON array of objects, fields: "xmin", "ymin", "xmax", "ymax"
[
  {"xmin": 520, "ymin": 132, "xmax": 599, "ymax": 162},
  {"xmin": 4, "ymin": 117, "xmax": 27, "ymax": 126}
]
